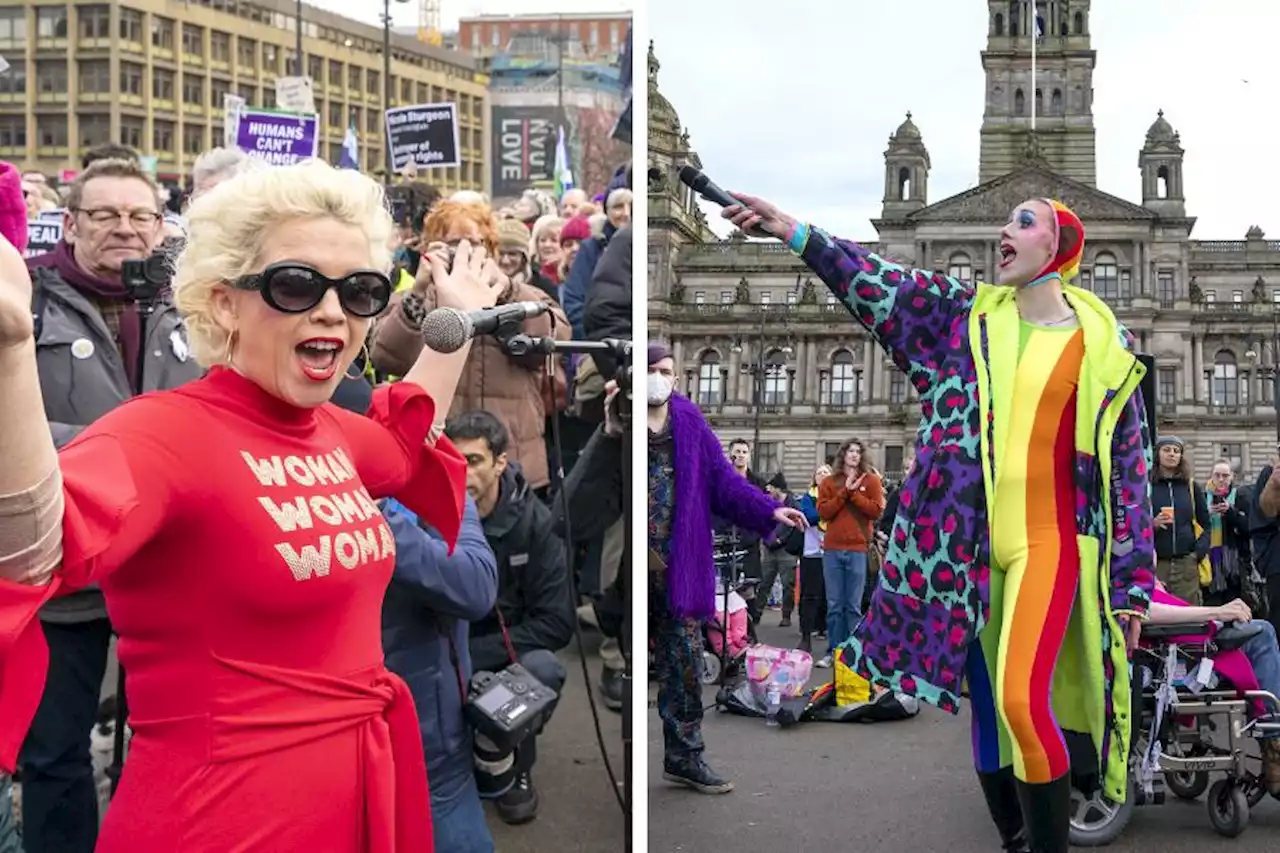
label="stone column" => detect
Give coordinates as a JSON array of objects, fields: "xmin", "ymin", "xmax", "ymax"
[{"xmin": 1183, "ymin": 335, "xmax": 1194, "ymax": 401}]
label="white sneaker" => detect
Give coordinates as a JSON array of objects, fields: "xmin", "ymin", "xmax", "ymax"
[{"xmin": 816, "ymin": 655, "xmax": 833, "ymax": 669}]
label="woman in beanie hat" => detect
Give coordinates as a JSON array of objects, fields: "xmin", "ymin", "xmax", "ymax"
[
  {"xmin": 724, "ymin": 192, "xmax": 1154, "ymax": 852},
  {"xmin": 1149, "ymin": 436, "xmax": 1210, "ymax": 604}
]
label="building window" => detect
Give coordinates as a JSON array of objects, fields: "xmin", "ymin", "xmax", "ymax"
[
  {"xmin": 826, "ymin": 292, "xmax": 837, "ymax": 305},
  {"xmin": 119, "ymin": 8, "xmax": 142, "ymax": 43},
  {"xmin": 79, "ymin": 60, "xmax": 111, "ymax": 94},
  {"xmin": 883, "ymin": 445, "xmax": 905, "ymax": 481},
  {"xmin": 364, "ymin": 109, "xmax": 379, "ymax": 133},
  {"xmin": 696, "ymin": 352, "xmax": 722, "ymax": 407},
  {"xmin": 1220, "ymin": 443, "xmax": 1243, "ymax": 475},
  {"xmin": 0, "ymin": 9, "xmax": 27, "ymax": 40},
  {"xmin": 367, "ymin": 71, "xmax": 380, "ymax": 96},
  {"xmin": 1093, "ymin": 252, "xmax": 1120, "ymax": 300},
  {"xmin": 948, "ymin": 252, "xmax": 972, "ymax": 282},
  {"xmin": 151, "ymin": 17, "xmax": 174, "ymax": 49},
  {"xmin": 786, "ymin": 290, "xmax": 797, "ymax": 305},
  {"xmin": 211, "ymin": 31, "xmax": 231, "ymax": 63},
  {"xmin": 153, "ymin": 69, "xmax": 174, "ymax": 101},
  {"xmin": 327, "ymin": 60, "xmax": 342, "ymax": 86},
  {"xmin": 400, "ymin": 79, "xmax": 412, "ymax": 103},
  {"xmin": 37, "ymin": 7, "xmax": 68, "ymax": 39},
  {"xmin": 210, "ymin": 79, "xmax": 230, "ymax": 108},
  {"xmin": 610, "ymin": 23, "xmax": 619, "ymax": 48},
  {"xmin": 327, "ymin": 103, "xmax": 342, "ymax": 127},
  {"xmin": 889, "ymin": 371, "xmax": 906, "ymax": 404},
  {"xmin": 76, "ymin": 5, "xmax": 107, "ymax": 40},
  {"xmin": 1212, "ymin": 351, "xmax": 1239, "ymax": 407},
  {"xmin": 693, "ymin": 291, "xmax": 705, "ymax": 305},
  {"xmin": 1233, "ymin": 290, "xmax": 1244, "ymax": 304},
  {"xmin": 0, "ymin": 62, "xmax": 24, "ymax": 95},
  {"xmin": 263, "ymin": 44, "xmax": 278, "ymax": 72},
  {"xmin": 119, "ymin": 62, "xmax": 144, "ymax": 97},
  {"xmin": 719, "ymin": 291, "xmax": 732, "ymax": 304},
  {"xmin": 823, "ymin": 442, "xmax": 842, "ymax": 467},
  {"xmin": 0, "ymin": 116, "xmax": 26, "ymax": 148},
  {"xmin": 1204, "ymin": 291, "xmax": 1216, "ymax": 304},
  {"xmin": 1157, "ymin": 368, "xmax": 1176, "ymax": 406},
  {"xmin": 348, "ymin": 66, "xmax": 361, "ymax": 89},
  {"xmin": 182, "ymin": 23, "xmax": 203, "ymax": 57},
  {"xmin": 236, "ymin": 83, "xmax": 256, "ymax": 102},
  {"xmin": 38, "ymin": 116, "xmax": 68, "ymax": 147},
  {"xmin": 78, "ymin": 114, "xmax": 111, "ymax": 148},
  {"xmin": 1157, "ymin": 271, "xmax": 1175, "ymax": 307},
  {"xmin": 120, "ymin": 117, "xmax": 143, "ymax": 150},
  {"xmin": 830, "ymin": 350, "xmax": 859, "ymax": 407},
  {"xmin": 153, "ymin": 120, "xmax": 174, "ymax": 152},
  {"xmin": 182, "ymin": 124, "xmax": 205, "ymax": 155},
  {"xmin": 759, "ymin": 291, "xmax": 771, "ymax": 305},
  {"xmin": 182, "ymin": 76, "xmax": 204, "ymax": 106},
  {"xmin": 762, "ymin": 351, "xmax": 789, "ymax": 406},
  {"xmin": 36, "ymin": 61, "xmax": 68, "ymax": 94},
  {"xmin": 239, "ymin": 38, "xmax": 257, "ymax": 69},
  {"xmin": 755, "ymin": 442, "xmax": 781, "ymax": 478}
]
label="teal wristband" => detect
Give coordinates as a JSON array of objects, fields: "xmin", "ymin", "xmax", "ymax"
[{"xmin": 787, "ymin": 222, "xmax": 809, "ymax": 254}]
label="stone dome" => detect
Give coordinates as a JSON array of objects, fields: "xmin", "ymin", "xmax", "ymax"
[
  {"xmin": 893, "ymin": 111, "xmax": 921, "ymax": 140},
  {"xmin": 1145, "ymin": 109, "xmax": 1177, "ymax": 144},
  {"xmin": 648, "ymin": 41, "xmax": 682, "ymax": 137}
]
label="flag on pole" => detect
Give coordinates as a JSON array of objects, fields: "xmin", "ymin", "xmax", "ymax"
[
  {"xmin": 553, "ymin": 125, "xmax": 574, "ymax": 200},
  {"xmin": 337, "ymin": 120, "xmax": 359, "ymax": 170}
]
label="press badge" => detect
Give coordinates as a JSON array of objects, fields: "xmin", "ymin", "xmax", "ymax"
[{"xmin": 170, "ymin": 328, "xmax": 189, "ymax": 362}]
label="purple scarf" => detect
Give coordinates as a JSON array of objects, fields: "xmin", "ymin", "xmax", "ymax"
[
  {"xmin": 665, "ymin": 394, "xmax": 779, "ymax": 619},
  {"xmin": 30, "ymin": 240, "xmax": 143, "ymax": 391}
]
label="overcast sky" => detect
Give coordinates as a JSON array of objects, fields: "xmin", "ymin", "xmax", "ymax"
[
  {"xmin": 650, "ymin": 1, "xmax": 1280, "ymax": 241},
  {"xmin": 309, "ymin": 0, "xmax": 632, "ymax": 34}
]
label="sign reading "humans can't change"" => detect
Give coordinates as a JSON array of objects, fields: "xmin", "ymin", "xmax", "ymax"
[{"xmin": 385, "ymin": 103, "xmax": 460, "ymax": 171}]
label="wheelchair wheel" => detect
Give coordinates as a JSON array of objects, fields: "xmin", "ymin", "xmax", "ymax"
[
  {"xmin": 1164, "ymin": 769, "xmax": 1209, "ymax": 800},
  {"xmin": 1069, "ymin": 775, "xmax": 1135, "ymax": 847},
  {"xmin": 1206, "ymin": 779, "xmax": 1249, "ymax": 838},
  {"xmin": 700, "ymin": 651, "xmax": 721, "ymax": 686},
  {"xmin": 1244, "ymin": 773, "xmax": 1267, "ymax": 808}
]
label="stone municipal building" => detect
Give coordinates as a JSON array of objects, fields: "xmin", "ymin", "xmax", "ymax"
[{"xmin": 648, "ymin": 2, "xmax": 1280, "ymax": 488}]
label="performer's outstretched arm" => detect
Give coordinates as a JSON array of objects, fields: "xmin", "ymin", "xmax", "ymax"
[{"xmin": 724, "ymin": 194, "xmax": 974, "ymax": 390}]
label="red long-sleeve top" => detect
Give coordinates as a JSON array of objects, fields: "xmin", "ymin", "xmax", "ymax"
[{"xmin": 0, "ymin": 366, "xmax": 466, "ymax": 852}]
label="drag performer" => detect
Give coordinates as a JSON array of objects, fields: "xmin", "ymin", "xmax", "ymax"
[
  {"xmin": 647, "ymin": 344, "xmax": 805, "ymax": 794},
  {"xmin": 0, "ymin": 161, "xmax": 506, "ymax": 851},
  {"xmin": 724, "ymin": 195, "xmax": 1155, "ymax": 852}
]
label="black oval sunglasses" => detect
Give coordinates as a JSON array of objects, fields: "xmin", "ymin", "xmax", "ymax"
[{"xmin": 232, "ymin": 263, "xmax": 392, "ymax": 318}]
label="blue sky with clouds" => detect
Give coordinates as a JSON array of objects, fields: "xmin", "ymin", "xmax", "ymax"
[{"xmin": 649, "ymin": 0, "xmax": 1280, "ymax": 241}]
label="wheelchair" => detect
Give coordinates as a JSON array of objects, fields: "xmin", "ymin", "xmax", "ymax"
[{"xmin": 1069, "ymin": 620, "xmax": 1280, "ymax": 845}]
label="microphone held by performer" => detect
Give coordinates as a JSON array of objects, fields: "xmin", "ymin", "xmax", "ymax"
[
  {"xmin": 677, "ymin": 166, "xmax": 774, "ymax": 239},
  {"xmin": 422, "ymin": 301, "xmax": 551, "ymax": 353}
]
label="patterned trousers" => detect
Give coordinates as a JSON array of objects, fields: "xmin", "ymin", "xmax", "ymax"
[{"xmin": 652, "ymin": 578, "xmax": 705, "ymax": 765}]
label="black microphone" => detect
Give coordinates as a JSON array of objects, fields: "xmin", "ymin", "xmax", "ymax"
[
  {"xmin": 422, "ymin": 302, "xmax": 550, "ymax": 354},
  {"xmin": 677, "ymin": 165, "xmax": 774, "ymax": 239}
]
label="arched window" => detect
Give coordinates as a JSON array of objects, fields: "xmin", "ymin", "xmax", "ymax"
[
  {"xmin": 1051, "ymin": 88, "xmax": 1063, "ymax": 115},
  {"xmin": 696, "ymin": 351, "xmax": 722, "ymax": 407},
  {"xmin": 1059, "ymin": 17, "xmax": 1069, "ymax": 36},
  {"xmin": 1010, "ymin": 2, "xmax": 1021, "ymax": 35},
  {"xmin": 948, "ymin": 252, "xmax": 973, "ymax": 282},
  {"xmin": 1213, "ymin": 351, "xmax": 1239, "ymax": 408},
  {"xmin": 1093, "ymin": 252, "xmax": 1119, "ymax": 300},
  {"xmin": 1035, "ymin": 88, "xmax": 1044, "ymax": 116},
  {"xmin": 994, "ymin": 12, "xmax": 1005, "ymax": 35},
  {"xmin": 1156, "ymin": 165, "xmax": 1170, "ymax": 199},
  {"xmin": 897, "ymin": 166, "xmax": 911, "ymax": 201},
  {"xmin": 1073, "ymin": 11, "xmax": 1084, "ymax": 34},
  {"xmin": 1014, "ymin": 88, "xmax": 1026, "ymax": 116},
  {"xmin": 830, "ymin": 350, "xmax": 857, "ymax": 407},
  {"xmin": 762, "ymin": 350, "xmax": 789, "ymax": 406}
]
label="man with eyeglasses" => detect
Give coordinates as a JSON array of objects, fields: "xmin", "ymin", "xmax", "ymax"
[{"xmin": 22, "ymin": 156, "xmax": 202, "ymax": 853}]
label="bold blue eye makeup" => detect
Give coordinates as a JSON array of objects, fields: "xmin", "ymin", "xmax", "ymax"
[{"xmin": 1017, "ymin": 210, "xmax": 1036, "ymax": 228}]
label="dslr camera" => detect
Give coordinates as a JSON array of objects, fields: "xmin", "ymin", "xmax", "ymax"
[
  {"xmin": 120, "ymin": 247, "xmax": 176, "ymax": 305},
  {"xmin": 466, "ymin": 664, "xmax": 559, "ymax": 797}
]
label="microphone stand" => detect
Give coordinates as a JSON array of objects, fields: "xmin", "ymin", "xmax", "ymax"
[
  {"xmin": 108, "ymin": 283, "xmax": 161, "ymax": 798},
  {"xmin": 499, "ymin": 334, "xmax": 632, "ymax": 363}
]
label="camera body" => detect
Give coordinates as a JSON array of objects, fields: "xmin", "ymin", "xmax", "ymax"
[
  {"xmin": 120, "ymin": 250, "xmax": 174, "ymax": 305},
  {"xmin": 466, "ymin": 663, "xmax": 558, "ymax": 797}
]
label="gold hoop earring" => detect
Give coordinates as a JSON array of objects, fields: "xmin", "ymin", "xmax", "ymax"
[
  {"xmin": 345, "ymin": 341, "xmax": 371, "ymax": 381},
  {"xmin": 225, "ymin": 328, "xmax": 239, "ymax": 369}
]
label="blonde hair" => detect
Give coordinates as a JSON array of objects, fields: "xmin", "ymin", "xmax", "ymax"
[
  {"xmin": 530, "ymin": 214, "xmax": 564, "ymax": 262},
  {"xmin": 172, "ymin": 160, "xmax": 394, "ymax": 367},
  {"xmin": 450, "ymin": 189, "xmax": 489, "ymax": 206}
]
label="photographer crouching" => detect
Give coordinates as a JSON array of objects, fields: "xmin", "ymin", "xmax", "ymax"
[{"xmin": 445, "ymin": 410, "xmax": 575, "ymax": 825}]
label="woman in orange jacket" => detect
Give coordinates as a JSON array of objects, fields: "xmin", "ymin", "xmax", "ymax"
[{"xmin": 816, "ymin": 439, "xmax": 885, "ymax": 667}]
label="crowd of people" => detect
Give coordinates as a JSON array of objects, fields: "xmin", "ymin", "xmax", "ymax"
[{"xmin": 0, "ymin": 136, "xmax": 631, "ymax": 853}]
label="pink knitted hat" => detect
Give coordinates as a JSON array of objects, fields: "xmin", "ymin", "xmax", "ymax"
[{"xmin": 0, "ymin": 162, "xmax": 28, "ymax": 253}]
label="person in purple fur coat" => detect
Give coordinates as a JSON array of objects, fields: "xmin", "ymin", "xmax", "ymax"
[{"xmin": 646, "ymin": 343, "xmax": 806, "ymax": 794}]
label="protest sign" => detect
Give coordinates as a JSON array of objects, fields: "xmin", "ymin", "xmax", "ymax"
[
  {"xmin": 385, "ymin": 103, "xmax": 460, "ymax": 171},
  {"xmin": 274, "ymin": 76, "xmax": 316, "ymax": 114},
  {"xmin": 491, "ymin": 106, "xmax": 563, "ymax": 197},
  {"xmin": 234, "ymin": 109, "xmax": 319, "ymax": 166},
  {"xmin": 38, "ymin": 209, "xmax": 64, "ymax": 222},
  {"xmin": 26, "ymin": 220, "xmax": 62, "ymax": 258},
  {"xmin": 223, "ymin": 93, "xmax": 246, "ymax": 147}
]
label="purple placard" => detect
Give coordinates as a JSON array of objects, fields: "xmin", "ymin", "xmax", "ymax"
[{"xmin": 234, "ymin": 109, "xmax": 319, "ymax": 166}]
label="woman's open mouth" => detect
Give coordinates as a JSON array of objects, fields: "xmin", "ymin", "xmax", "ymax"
[
  {"xmin": 295, "ymin": 338, "xmax": 344, "ymax": 382},
  {"xmin": 999, "ymin": 244, "xmax": 1016, "ymax": 268}
]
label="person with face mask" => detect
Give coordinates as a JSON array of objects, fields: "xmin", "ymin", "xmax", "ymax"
[
  {"xmin": 722, "ymin": 193, "xmax": 1155, "ymax": 852},
  {"xmin": 647, "ymin": 344, "xmax": 806, "ymax": 795}
]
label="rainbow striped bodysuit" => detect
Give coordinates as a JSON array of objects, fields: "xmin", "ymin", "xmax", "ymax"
[{"xmin": 966, "ymin": 321, "xmax": 1085, "ymax": 784}]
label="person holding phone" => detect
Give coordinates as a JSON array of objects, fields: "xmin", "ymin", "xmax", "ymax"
[
  {"xmin": 815, "ymin": 439, "xmax": 884, "ymax": 668},
  {"xmin": 1204, "ymin": 460, "xmax": 1252, "ymax": 607}
]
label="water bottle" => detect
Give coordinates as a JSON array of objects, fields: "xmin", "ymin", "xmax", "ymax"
[{"xmin": 765, "ymin": 683, "xmax": 781, "ymax": 726}]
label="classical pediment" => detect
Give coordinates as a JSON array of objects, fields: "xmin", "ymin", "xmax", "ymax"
[{"xmin": 908, "ymin": 166, "xmax": 1157, "ymax": 223}]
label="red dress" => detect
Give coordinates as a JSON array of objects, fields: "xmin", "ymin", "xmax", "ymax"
[{"xmin": 0, "ymin": 366, "xmax": 466, "ymax": 852}]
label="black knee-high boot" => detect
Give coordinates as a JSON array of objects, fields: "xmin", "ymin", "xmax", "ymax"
[
  {"xmin": 1013, "ymin": 775, "xmax": 1071, "ymax": 853},
  {"xmin": 976, "ymin": 767, "xmax": 1029, "ymax": 852}
]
